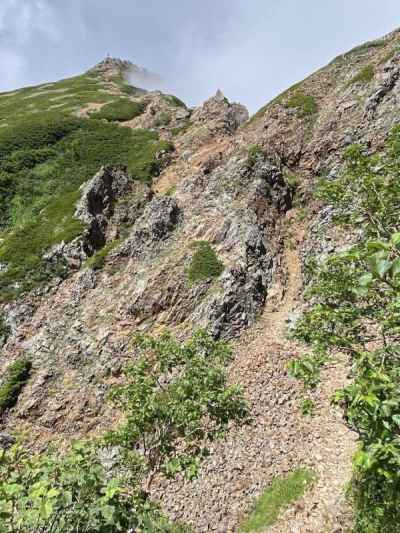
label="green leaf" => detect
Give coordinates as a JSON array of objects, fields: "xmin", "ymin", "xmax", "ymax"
[
  {"xmin": 358, "ymin": 273, "xmax": 373, "ymax": 286},
  {"xmin": 391, "ymin": 258, "xmax": 400, "ymax": 278},
  {"xmin": 390, "ymin": 232, "xmax": 400, "ymax": 248}
]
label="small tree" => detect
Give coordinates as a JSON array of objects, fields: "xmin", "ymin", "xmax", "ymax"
[{"xmin": 107, "ymin": 329, "xmax": 249, "ymax": 490}]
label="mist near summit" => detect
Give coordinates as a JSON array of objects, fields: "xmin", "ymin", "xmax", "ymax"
[{"xmin": 0, "ymin": 0, "xmax": 399, "ymax": 112}]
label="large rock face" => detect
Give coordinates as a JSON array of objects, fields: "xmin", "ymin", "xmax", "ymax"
[{"xmin": 1, "ymin": 30, "xmax": 400, "ymax": 528}]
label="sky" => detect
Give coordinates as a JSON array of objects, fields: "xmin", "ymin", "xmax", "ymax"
[{"xmin": 0, "ymin": 0, "xmax": 399, "ymax": 113}]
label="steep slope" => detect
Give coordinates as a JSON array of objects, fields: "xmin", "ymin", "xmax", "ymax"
[{"xmin": 1, "ymin": 27, "xmax": 400, "ymax": 531}]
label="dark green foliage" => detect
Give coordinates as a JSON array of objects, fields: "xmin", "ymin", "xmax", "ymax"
[
  {"xmin": 0, "ymin": 190, "xmax": 84, "ymax": 302},
  {"xmin": 239, "ymin": 469, "xmax": 315, "ymax": 531},
  {"xmin": 0, "ymin": 358, "xmax": 31, "ymax": 414},
  {"xmin": 285, "ymin": 91, "xmax": 317, "ymax": 117},
  {"xmin": 0, "ymin": 315, "xmax": 11, "ymax": 347},
  {"xmin": 247, "ymin": 144, "xmax": 264, "ymax": 167},
  {"xmin": 85, "ymin": 240, "xmax": 121, "ymax": 271},
  {"xmin": 187, "ymin": 241, "xmax": 224, "ymax": 283},
  {"xmin": 291, "ymin": 128, "xmax": 400, "ymax": 531},
  {"xmin": 90, "ymin": 99, "xmax": 146, "ymax": 122},
  {"xmin": 0, "ymin": 331, "xmax": 246, "ymax": 531},
  {"xmin": 0, "ymin": 113, "xmax": 81, "ymax": 155},
  {"xmin": 347, "ymin": 65, "xmax": 375, "ymax": 87},
  {"xmin": 154, "ymin": 111, "xmax": 172, "ymax": 127},
  {"xmin": 0, "ymin": 440, "xmax": 174, "ymax": 532}
]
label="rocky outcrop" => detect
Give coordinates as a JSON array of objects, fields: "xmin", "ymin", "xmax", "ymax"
[
  {"xmin": 191, "ymin": 89, "xmax": 249, "ymax": 133},
  {"xmin": 44, "ymin": 166, "xmax": 152, "ymax": 270},
  {"xmin": 118, "ymin": 196, "xmax": 181, "ymax": 258}
]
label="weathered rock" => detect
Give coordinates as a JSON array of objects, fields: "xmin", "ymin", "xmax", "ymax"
[
  {"xmin": 191, "ymin": 89, "xmax": 249, "ymax": 133},
  {"xmin": 0, "ymin": 432, "xmax": 16, "ymax": 449},
  {"xmin": 44, "ymin": 166, "xmax": 152, "ymax": 270}
]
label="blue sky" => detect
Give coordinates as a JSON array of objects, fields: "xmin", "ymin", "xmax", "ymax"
[{"xmin": 0, "ymin": 0, "xmax": 399, "ymax": 112}]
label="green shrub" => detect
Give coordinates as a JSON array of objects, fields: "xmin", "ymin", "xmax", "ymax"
[
  {"xmin": 0, "ymin": 358, "xmax": 31, "ymax": 413},
  {"xmin": 347, "ymin": 65, "xmax": 375, "ymax": 87},
  {"xmin": 165, "ymin": 185, "xmax": 176, "ymax": 196},
  {"xmin": 291, "ymin": 127, "xmax": 400, "ymax": 531},
  {"xmin": 345, "ymin": 40, "xmax": 385, "ymax": 58},
  {"xmin": 285, "ymin": 91, "xmax": 317, "ymax": 117},
  {"xmin": 85, "ymin": 239, "xmax": 121, "ymax": 270},
  {"xmin": 284, "ymin": 170, "xmax": 300, "ymax": 188},
  {"xmin": 0, "ymin": 331, "xmax": 246, "ymax": 532},
  {"xmin": 187, "ymin": 241, "xmax": 224, "ymax": 283},
  {"xmin": 247, "ymin": 144, "xmax": 264, "ymax": 167},
  {"xmin": 239, "ymin": 469, "xmax": 315, "ymax": 531},
  {"xmin": 89, "ymin": 99, "xmax": 146, "ymax": 122},
  {"xmin": 0, "ymin": 315, "xmax": 11, "ymax": 347}
]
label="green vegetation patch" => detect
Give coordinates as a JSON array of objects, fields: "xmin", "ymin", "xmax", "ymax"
[
  {"xmin": 247, "ymin": 144, "xmax": 264, "ymax": 167},
  {"xmin": 239, "ymin": 469, "xmax": 315, "ymax": 532},
  {"xmin": 345, "ymin": 39, "xmax": 385, "ymax": 58},
  {"xmin": 0, "ymin": 315, "xmax": 11, "ymax": 347},
  {"xmin": 0, "ymin": 110, "xmax": 173, "ymax": 301},
  {"xmin": 89, "ymin": 99, "xmax": 146, "ymax": 122},
  {"xmin": 171, "ymin": 121, "xmax": 192, "ymax": 137},
  {"xmin": 187, "ymin": 241, "xmax": 224, "ymax": 283},
  {"xmin": 84, "ymin": 239, "xmax": 121, "ymax": 271},
  {"xmin": 164, "ymin": 95, "xmax": 186, "ymax": 108},
  {"xmin": 290, "ymin": 129, "xmax": 400, "ymax": 531},
  {"xmin": 0, "ymin": 73, "xmax": 114, "ymax": 126},
  {"xmin": 0, "ymin": 358, "xmax": 31, "ymax": 414},
  {"xmin": 285, "ymin": 91, "xmax": 317, "ymax": 117},
  {"xmin": 347, "ymin": 65, "xmax": 375, "ymax": 87},
  {"xmin": 0, "ymin": 331, "xmax": 246, "ymax": 532}
]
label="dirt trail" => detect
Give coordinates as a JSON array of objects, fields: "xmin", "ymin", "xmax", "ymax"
[{"xmin": 155, "ymin": 221, "xmax": 357, "ymax": 532}]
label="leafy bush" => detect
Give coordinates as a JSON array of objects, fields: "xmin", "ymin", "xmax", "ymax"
[
  {"xmin": 0, "ymin": 440, "xmax": 159, "ymax": 532},
  {"xmin": 108, "ymin": 330, "xmax": 249, "ymax": 487},
  {"xmin": 0, "ymin": 358, "xmax": 31, "ymax": 414},
  {"xmin": 187, "ymin": 241, "xmax": 224, "ymax": 283},
  {"xmin": 285, "ymin": 91, "xmax": 317, "ymax": 117},
  {"xmin": 0, "ymin": 331, "xmax": 247, "ymax": 531},
  {"xmin": 347, "ymin": 65, "xmax": 375, "ymax": 87},
  {"xmin": 90, "ymin": 99, "xmax": 146, "ymax": 122},
  {"xmin": 288, "ymin": 353, "xmax": 326, "ymax": 390},
  {"xmin": 85, "ymin": 239, "xmax": 121, "ymax": 271},
  {"xmin": 239, "ymin": 469, "xmax": 315, "ymax": 531},
  {"xmin": 291, "ymin": 127, "xmax": 400, "ymax": 531}
]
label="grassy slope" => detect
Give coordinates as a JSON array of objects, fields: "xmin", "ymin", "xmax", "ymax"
[{"xmin": 0, "ymin": 67, "xmax": 172, "ymax": 302}]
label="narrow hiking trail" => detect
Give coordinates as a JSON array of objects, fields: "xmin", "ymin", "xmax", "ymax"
[{"xmin": 155, "ymin": 220, "xmax": 357, "ymax": 532}]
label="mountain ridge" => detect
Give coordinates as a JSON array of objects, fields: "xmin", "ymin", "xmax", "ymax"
[{"xmin": 1, "ymin": 27, "xmax": 400, "ymax": 531}]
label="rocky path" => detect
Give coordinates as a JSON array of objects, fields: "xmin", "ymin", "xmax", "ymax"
[{"xmin": 154, "ymin": 222, "xmax": 357, "ymax": 532}]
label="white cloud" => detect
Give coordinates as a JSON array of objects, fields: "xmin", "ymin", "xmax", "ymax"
[{"xmin": 0, "ymin": 0, "xmax": 61, "ymax": 90}]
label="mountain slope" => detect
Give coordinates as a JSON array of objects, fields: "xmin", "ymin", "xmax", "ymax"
[{"xmin": 1, "ymin": 28, "xmax": 400, "ymax": 531}]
